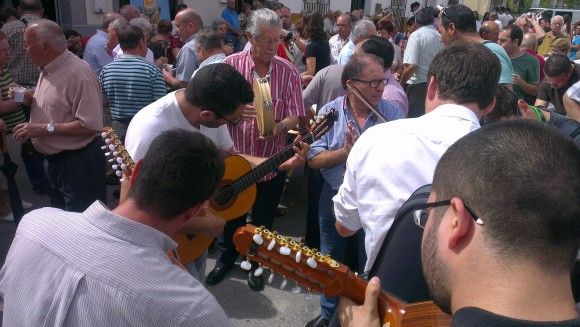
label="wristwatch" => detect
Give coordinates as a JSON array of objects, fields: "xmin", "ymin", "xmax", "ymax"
[{"xmin": 46, "ymin": 122, "xmax": 55, "ymax": 134}]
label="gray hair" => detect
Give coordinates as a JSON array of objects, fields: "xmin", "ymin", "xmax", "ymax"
[
  {"xmin": 110, "ymin": 18, "xmax": 128, "ymax": 32},
  {"xmin": 130, "ymin": 17, "xmax": 153, "ymax": 37},
  {"xmin": 212, "ymin": 17, "xmax": 227, "ymax": 30},
  {"xmin": 31, "ymin": 19, "xmax": 66, "ymax": 52},
  {"xmin": 551, "ymin": 15, "xmax": 564, "ymax": 24},
  {"xmin": 350, "ymin": 19, "xmax": 376, "ymax": 43},
  {"xmin": 246, "ymin": 8, "xmax": 281, "ymax": 37},
  {"xmin": 195, "ymin": 28, "xmax": 223, "ymax": 51}
]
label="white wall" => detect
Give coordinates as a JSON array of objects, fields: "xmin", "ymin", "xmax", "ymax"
[
  {"xmin": 85, "ymin": 0, "xmax": 114, "ymax": 25},
  {"xmin": 185, "ymin": 0, "xmax": 226, "ymax": 28}
]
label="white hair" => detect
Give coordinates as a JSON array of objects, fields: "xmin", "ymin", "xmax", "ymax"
[
  {"xmin": 110, "ymin": 18, "xmax": 128, "ymax": 31},
  {"xmin": 246, "ymin": 8, "xmax": 281, "ymax": 37},
  {"xmin": 130, "ymin": 17, "xmax": 153, "ymax": 37},
  {"xmin": 32, "ymin": 19, "xmax": 66, "ymax": 52},
  {"xmin": 351, "ymin": 19, "xmax": 375, "ymax": 43}
]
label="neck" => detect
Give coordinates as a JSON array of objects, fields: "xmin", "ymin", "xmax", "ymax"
[
  {"xmin": 205, "ymin": 49, "xmax": 224, "ymax": 59},
  {"xmin": 452, "ymin": 259, "xmax": 578, "ymax": 321},
  {"xmin": 251, "ymin": 50, "xmax": 271, "ymax": 76},
  {"xmin": 112, "ymin": 198, "xmax": 172, "ymax": 235},
  {"xmin": 459, "ymin": 33, "xmax": 484, "ymax": 43},
  {"xmin": 509, "ymin": 47, "xmax": 524, "ymax": 58},
  {"xmin": 123, "ymin": 48, "xmax": 143, "ymax": 56},
  {"xmin": 347, "ymin": 94, "xmax": 372, "ymax": 117},
  {"xmin": 427, "ymin": 99, "xmax": 485, "ymax": 119},
  {"xmin": 176, "ymin": 90, "xmax": 203, "ymax": 128}
]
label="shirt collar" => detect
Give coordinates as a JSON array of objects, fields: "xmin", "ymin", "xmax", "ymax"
[
  {"xmin": 42, "ymin": 50, "xmax": 73, "ymax": 75},
  {"xmin": 246, "ymin": 50, "xmax": 273, "ymax": 77},
  {"xmin": 120, "ymin": 53, "xmax": 145, "ymax": 60},
  {"xmin": 426, "ymin": 103, "xmax": 481, "ymax": 126},
  {"xmin": 83, "ymin": 201, "xmax": 177, "ymax": 252},
  {"xmin": 96, "ymin": 29, "xmax": 107, "ymax": 37},
  {"xmin": 184, "ymin": 33, "xmax": 196, "ymax": 44}
]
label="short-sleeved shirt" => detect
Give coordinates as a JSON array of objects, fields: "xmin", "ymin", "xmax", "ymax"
[
  {"xmin": 303, "ymin": 39, "xmax": 331, "ymax": 74},
  {"xmin": 0, "ymin": 67, "xmax": 25, "ymax": 133},
  {"xmin": 125, "ymin": 90, "xmax": 233, "ymax": 161},
  {"xmin": 302, "ymin": 64, "xmax": 345, "ymax": 111},
  {"xmin": 538, "ymin": 64, "xmax": 580, "ymax": 115},
  {"xmin": 524, "ymin": 49, "xmax": 545, "ymax": 81},
  {"xmin": 483, "ymin": 41, "xmax": 514, "ymax": 85},
  {"xmin": 30, "ymin": 51, "xmax": 103, "ymax": 155},
  {"xmin": 537, "ymin": 32, "xmax": 564, "ymax": 57},
  {"xmin": 329, "ymin": 34, "xmax": 349, "ymax": 64},
  {"xmin": 570, "ymin": 35, "xmax": 580, "ymax": 60},
  {"xmin": 403, "ymin": 25, "xmax": 443, "ymax": 84},
  {"xmin": 112, "ymin": 44, "xmax": 155, "ymax": 64},
  {"xmin": 307, "ymin": 95, "xmax": 405, "ymax": 190},
  {"xmin": 337, "ymin": 40, "xmax": 356, "ymax": 65},
  {"xmin": 83, "ymin": 29, "xmax": 113, "ymax": 74},
  {"xmin": 1, "ymin": 14, "xmax": 41, "ymax": 86},
  {"xmin": 175, "ymin": 34, "xmax": 199, "ymax": 82},
  {"xmin": 511, "ymin": 52, "xmax": 540, "ymax": 103}
]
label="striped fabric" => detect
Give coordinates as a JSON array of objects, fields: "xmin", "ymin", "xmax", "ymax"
[
  {"xmin": 223, "ymin": 50, "xmax": 305, "ymax": 181},
  {"xmin": 0, "ymin": 201, "xmax": 232, "ymax": 327},
  {"xmin": 99, "ymin": 55, "xmax": 166, "ymax": 121},
  {"xmin": 0, "ymin": 67, "xmax": 25, "ymax": 133}
]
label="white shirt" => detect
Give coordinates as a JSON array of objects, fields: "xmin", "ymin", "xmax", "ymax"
[
  {"xmin": 333, "ymin": 104, "xmax": 481, "ymax": 271},
  {"xmin": 125, "ymin": 91, "xmax": 234, "ymax": 161},
  {"xmin": 112, "ymin": 44, "xmax": 155, "ymax": 64},
  {"xmin": 83, "ymin": 29, "xmax": 112, "ymax": 73},
  {"xmin": 191, "ymin": 53, "xmax": 226, "ymax": 80},
  {"xmin": 329, "ymin": 34, "xmax": 350, "ymax": 64},
  {"xmin": 403, "ymin": 25, "xmax": 442, "ymax": 84},
  {"xmin": 0, "ymin": 202, "xmax": 231, "ymax": 326},
  {"xmin": 337, "ymin": 40, "xmax": 356, "ymax": 65}
]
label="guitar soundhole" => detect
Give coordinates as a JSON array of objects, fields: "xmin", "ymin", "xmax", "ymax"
[{"xmin": 211, "ymin": 184, "xmax": 235, "ymax": 209}]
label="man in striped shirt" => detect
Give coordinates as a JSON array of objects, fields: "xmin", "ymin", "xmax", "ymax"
[
  {"xmin": 206, "ymin": 8, "xmax": 306, "ymax": 291},
  {"xmin": 99, "ymin": 25, "xmax": 166, "ymax": 139}
]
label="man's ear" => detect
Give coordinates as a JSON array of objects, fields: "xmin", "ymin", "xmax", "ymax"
[
  {"xmin": 199, "ymin": 110, "xmax": 217, "ymax": 121},
  {"xmin": 446, "ymin": 197, "xmax": 476, "ymax": 250},
  {"xmin": 426, "ymin": 76, "xmax": 438, "ymax": 101},
  {"xmin": 481, "ymin": 96, "xmax": 496, "ymax": 117},
  {"xmin": 129, "ymin": 159, "xmax": 143, "ymax": 187}
]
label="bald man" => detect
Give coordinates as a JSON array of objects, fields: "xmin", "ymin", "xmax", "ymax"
[
  {"xmin": 84, "ymin": 12, "xmax": 123, "ymax": 73},
  {"xmin": 164, "ymin": 8, "xmax": 202, "ymax": 89},
  {"xmin": 479, "ymin": 21, "xmax": 500, "ymax": 43},
  {"xmin": 120, "ymin": 4, "xmax": 140, "ymax": 21}
]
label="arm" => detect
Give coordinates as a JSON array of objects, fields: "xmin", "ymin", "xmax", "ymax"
[
  {"xmin": 529, "ymin": 15, "xmax": 546, "ymax": 39},
  {"xmin": 0, "ymin": 93, "xmax": 21, "ymax": 115},
  {"xmin": 513, "ymin": 74, "xmax": 538, "ymax": 96},
  {"xmin": 303, "ymin": 57, "xmax": 316, "ymax": 77},
  {"xmin": 309, "ymin": 124, "xmax": 356, "ymax": 169},
  {"xmin": 163, "ymin": 70, "xmax": 188, "ymax": 89},
  {"xmin": 399, "ymin": 64, "xmax": 416, "ymax": 85},
  {"xmin": 302, "ymin": 68, "xmax": 324, "ymax": 110},
  {"xmin": 563, "ymin": 94, "xmax": 580, "ymax": 121}
]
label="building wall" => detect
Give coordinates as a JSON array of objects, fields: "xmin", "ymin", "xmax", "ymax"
[{"xmin": 185, "ymin": 0, "xmax": 226, "ymax": 27}]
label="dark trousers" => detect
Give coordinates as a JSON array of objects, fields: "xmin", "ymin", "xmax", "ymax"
[
  {"xmin": 304, "ymin": 167, "xmax": 323, "ymax": 249},
  {"xmin": 45, "ymin": 137, "xmax": 106, "ymax": 212},
  {"xmin": 217, "ymin": 171, "xmax": 286, "ymax": 266},
  {"xmin": 20, "ymin": 140, "xmax": 48, "ymax": 191},
  {"xmin": 406, "ymin": 82, "xmax": 428, "ymax": 118}
]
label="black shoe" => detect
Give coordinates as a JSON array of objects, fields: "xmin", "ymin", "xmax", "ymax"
[
  {"xmin": 205, "ymin": 263, "xmax": 233, "ymax": 286},
  {"xmin": 247, "ymin": 270, "xmax": 265, "ymax": 291},
  {"xmin": 305, "ymin": 315, "xmax": 329, "ymax": 327}
]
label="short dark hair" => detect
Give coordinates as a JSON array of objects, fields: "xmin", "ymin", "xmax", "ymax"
[
  {"xmin": 427, "ymin": 41, "xmax": 500, "ymax": 110},
  {"xmin": 376, "ymin": 19, "xmax": 395, "ymax": 34},
  {"xmin": 128, "ymin": 129, "xmax": 225, "ymax": 220},
  {"xmin": 502, "ymin": 24, "xmax": 523, "ymax": 46},
  {"xmin": 406, "ymin": 16, "xmax": 416, "ymax": 26},
  {"xmin": 481, "ymin": 85, "xmax": 519, "ymax": 125},
  {"xmin": 157, "ymin": 19, "xmax": 172, "ymax": 35},
  {"xmin": 544, "ymin": 54, "xmax": 574, "ymax": 77},
  {"xmin": 186, "ymin": 63, "xmax": 254, "ymax": 117},
  {"xmin": 361, "ymin": 35, "xmax": 394, "ymax": 69},
  {"xmin": 441, "ymin": 4, "xmax": 477, "ymax": 33},
  {"xmin": 19, "ymin": 0, "xmax": 42, "ymax": 12},
  {"xmin": 118, "ymin": 25, "xmax": 144, "ymax": 51},
  {"xmin": 195, "ymin": 28, "xmax": 224, "ymax": 52},
  {"xmin": 432, "ymin": 120, "xmax": 580, "ymax": 271},
  {"xmin": 415, "ymin": 7, "xmax": 435, "ymax": 26},
  {"xmin": 411, "ymin": 2, "xmax": 420, "ymax": 10},
  {"xmin": 341, "ymin": 54, "xmax": 383, "ymax": 89}
]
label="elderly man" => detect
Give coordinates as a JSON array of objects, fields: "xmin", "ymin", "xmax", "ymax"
[
  {"xmin": 206, "ymin": 8, "xmax": 306, "ymax": 291},
  {"xmin": 1, "ymin": 0, "xmax": 43, "ymax": 86},
  {"xmin": 329, "ymin": 14, "xmax": 351, "ymax": 64},
  {"xmin": 305, "ymin": 53, "xmax": 405, "ymax": 327},
  {"xmin": 164, "ymin": 8, "xmax": 202, "ymax": 89},
  {"xmin": 120, "ymin": 4, "xmax": 140, "ymax": 21},
  {"xmin": 535, "ymin": 54, "xmax": 580, "ymax": 115},
  {"xmin": 191, "ymin": 28, "xmax": 227, "ymax": 79},
  {"xmin": 479, "ymin": 20, "xmax": 500, "ymax": 43},
  {"xmin": 12, "ymin": 20, "xmax": 105, "ymax": 212},
  {"xmin": 84, "ymin": 12, "xmax": 123, "ymax": 73},
  {"xmin": 401, "ymin": 7, "xmax": 442, "ymax": 118},
  {"xmin": 337, "ymin": 19, "xmax": 375, "ymax": 65},
  {"xmin": 537, "ymin": 15, "xmax": 565, "ymax": 57},
  {"xmin": 112, "ymin": 17, "xmax": 155, "ymax": 64}
]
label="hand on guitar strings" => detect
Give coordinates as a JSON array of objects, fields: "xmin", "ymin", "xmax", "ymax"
[
  {"xmin": 278, "ymin": 135, "xmax": 310, "ymax": 171},
  {"xmin": 338, "ymin": 276, "xmax": 381, "ymax": 327}
]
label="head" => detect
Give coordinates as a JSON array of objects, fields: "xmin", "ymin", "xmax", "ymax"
[
  {"xmin": 574, "ymin": 23, "xmax": 580, "ymax": 36},
  {"xmin": 473, "ymin": 11, "xmax": 479, "ymax": 20},
  {"xmin": 24, "ymin": 19, "xmax": 67, "ymax": 67},
  {"xmin": 479, "ymin": 21, "xmax": 500, "ymax": 42},
  {"xmin": 212, "ymin": 18, "xmax": 228, "ymax": 38},
  {"xmin": 551, "ymin": 37, "xmax": 571, "ymax": 56},
  {"xmin": 157, "ymin": 19, "xmax": 172, "ymax": 35},
  {"xmin": 118, "ymin": 25, "xmax": 147, "ymax": 56},
  {"xmin": 520, "ymin": 32, "xmax": 537, "ymax": 51},
  {"xmin": 350, "ymin": 19, "xmax": 376, "ymax": 44},
  {"xmin": 439, "ymin": 5, "xmax": 477, "ymax": 45},
  {"xmin": 120, "ymin": 4, "xmax": 140, "ymax": 21},
  {"xmin": 302, "ymin": 10, "xmax": 326, "ymax": 42},
  {"xmin": 544, "ymin": 54, "xmax": 574, "ymax": 89},
  {"xmin": 195, "ymin": 28, "xmax": 224, "ymax": 62},
  {"xmin": 247, "ymin": 8, "xmax": 282, "ymax": 64},
  {"xmin": 64, "ymin": 29, "xmax": 83, "ymax": 56},
  {"xmin": 415, "ymin": 7, "xmax": 435, "ymax": 27},
  {"xmin": 342, "ymin": 54, "xmax": 386, "ymax": 108},
  {"xmin": 128, "ymin": 129, "xmax": 225, "ymax": 223},
  {"xmin": 186, "ymin": 63, "xmax": 253, "ymax": 128},
  {"xmin": 357, "ymin": 35, "xmax": 394, "ymax": 70},
  {"xmin": 422, "ymin": 120, "xmax": 580, "ymax": 314},
  {"xmin": 498, "ymin": 25, "xmax": 523, "ymax": 56},
  {"xmin": 481, "ymin": 85, "xmax": 519, "ymax": 125},
  {"xmin": 539, "ymin": 17, "xmax": 551, "ymax": 29},
  {"xmin": 411, "ymin": 2, "xmax": 420, "ymax": 13},
  {"xmin": 336, "ymin": 13, "xmax": 352, "ymax": 39},
  {"xmin": 129, "ymin": 17, "xmax": 153, "ymax": 41},
  {"xmin": 426, "ymin": 41, "xmax": 500, "ymax": 112},
  {"xmin": 277, "ymin": 6, "xmax": 292, "ymax": 30},
  {"xmin": 482, "ymin": 12, "xmax": 489, "ymax": 21},
  {"xmin": 1, "ymin": 7, "xmax": 20, "ymax": 23},
  {"xmin": 19, "ymin": 0, "xmax": 42, "ymax": 16},
  {"xmin": 376, "ymin": 19, "xmax": 396, "ymax": 39},
  {"xmin": 102, "ymin": 12, "xmax": 123, "ymax": 30},
  {"xmin": 226, "ymin": 0, "xmax": 236, "ymax": 10},
  {"xmin": 551, "ymin": 15, "xmax": 564, "ymax": 35},
  {"xmin": 515, "ymin": 14, "xmax": 529, "ymax": 33},
  {"xmin": 0, "ymin": 31, "xmax": 10, "ymax": 65},
  {"xmin": 107, "ymin": 18, "xmax": 128, "ymax": 48},
  {"xmin": 175, "ymin": 8, "xmax": 202, "ymax": 41}
]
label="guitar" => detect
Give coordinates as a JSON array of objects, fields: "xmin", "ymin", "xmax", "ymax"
[
  {"xmin": 0, "ymin": 129, "xmax": 24, "ymax": 224},
  {"xmin": 174, "ymin": 111, "xmax": 337, "ymax": 265},
  {"xmin": 233, "ymin": 224, "xmax": 451, "ymax": 327}
]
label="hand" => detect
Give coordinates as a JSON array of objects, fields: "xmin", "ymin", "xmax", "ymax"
[
  {"xmin": 12, "ymin": 122, "xmax": 48, "ymax": 141},
  {"xmin": 242, "ymin": 104, "xmax": 257, "ymax": 121},
  {"xmin": 278, "ymin": 135, "xmax": 310, "ymax": 171},
  {"xmin": 338, "ymin": 277, "xmax": 381, "ymax": 327},
  {"xmin": 301, "ymin": 74, "xmax": 314, "ymax": 87},
  {"xmin": 343, "ymin": 123, "xmax": 358, "ymax": 155},
  {"xmin": 512, "ymin": 73, "xmax": 523, "ymax": 85}
]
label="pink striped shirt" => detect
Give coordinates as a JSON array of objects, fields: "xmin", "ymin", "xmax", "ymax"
[{"xmin": 223, "ymin": 50, "xmax": 305, "ymax": 181}]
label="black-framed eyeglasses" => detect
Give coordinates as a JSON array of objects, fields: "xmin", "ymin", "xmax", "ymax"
[
  {"xmin": 351, "ymin": 78, "xmax": 388, "ymax": 88},
  {"xmin": 215, "ymin": 112, "xmax": 242, "ymax": 125},
  {"xmin": 412, "ymin": 199, "xmax": 484, "ymax": 229}
]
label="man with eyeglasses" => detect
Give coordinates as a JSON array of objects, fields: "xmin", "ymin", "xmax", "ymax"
[
  {"xmin": 305, "ymin": 53, "xmax": 404, "ymax": 327},
  {"xmin": 329, "ymin": 14, "xmax": 352, "ymax": 64},
  {"xmin": 339, "ymin": 119, "xmax": 580, "ymax": 327},
  {"xmin": 333, "ymin": 41, "xmax": 500, "ymax": 277},
  {"xmin": 206, "ymin": 8, "xmax": 306, "ymax": 291}
]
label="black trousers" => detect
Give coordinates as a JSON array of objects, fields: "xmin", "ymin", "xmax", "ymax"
[
  {"xmin": 45, "ymin": 137, "xmax": 106, "ymax": 212},
  {"xmin": 217, "ymin": 171, "xmax": 286, "ymax": 266},
  {"xmin": 406, "ymin": 82, "xmax": 428, "ymax": 118}
]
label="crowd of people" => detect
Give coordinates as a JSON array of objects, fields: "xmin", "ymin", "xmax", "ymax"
[{"xmin": 0, "ymin": 0, "xmax": 578, "ymax": 326}]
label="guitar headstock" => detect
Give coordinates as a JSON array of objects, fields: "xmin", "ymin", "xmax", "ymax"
[
  {"xmin": 233, "ymin": 224, "xmax": 351, "ymax": 297},
  {"xmin": 100, "ymin": 127, "xmax": 135, "ymax": 182},
  {"xmin": 309, "ymin": 109, "xmax": 337, "ymax": 141}
]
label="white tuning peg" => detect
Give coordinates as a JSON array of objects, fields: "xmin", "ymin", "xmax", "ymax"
[
  {"xmin": 108, "ymin": 144, "xmax": 116, "ymax": 151},
  {"xmin": 252, "ymin": 233, "xmax": 264, "ymax": 245},
  {"xmin": 267, "ymin": 239, "xmax": 276, "ymax": 251},
  {"xmin": 120, "ymin": 164, "xmax": 127, "ymax": 170},
  {"xmin": 253, "ymin": 267, "xmax": 263, "ymax": 277},
  {"xmin": 295, "ymin": 251, "xmax": 302, "ymax": 263},
  {"xmin": 291, "ymin": 286, "xmax": 301, "ymax": 294},
  {"xmin": 240, "ymin": 260, "xmax": 252, "ymax": 271},
  {"xmin": 113, "ymin": 151, "xmax": 119, "ymax": 156},
  {"xmin": 115, "ymin": 170, "xmax": 122, "ymax": 177},
  {"xmin": 307, "ymin": 257, "xmax": 317, "ymax": 269},
  {"xmin": 280, "ymin": 278, "xmax": 287, "ymax": 289},
  {"xmin": 116, "ymin": 157, "xmax": 123, "ymax": 164},
  {"xmin": 268, "ymin": 271, "xmax": 274, "ymax": 284},
  {"xmin": 108, "ymin": 158, "xmax": 115, "ymax": 163},
  {"xmin": 105, "ymin": 138, "xmax": 112, "ymax": 144},
  {"xmin": 101, "ymin": 132, "xmax": 107, "ymax": 138},
  {"xmin": 101, "ymin": 145, "xmax": 107, "ymax": 150},
  {"xmin": 105, "ymin": 152, "xmax": 111, "ymax": 156},
  {"xmin": 278, "ymin": 246, "xmax": 291, "ymax": 256},
  {"xmin": 112, "ymin": 164, "xmax": 119, "ymax": 170}
]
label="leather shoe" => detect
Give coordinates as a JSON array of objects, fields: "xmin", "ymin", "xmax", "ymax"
[
  {"xmin": 205, "ymin": 263, "xmax": 233, "ymax": 286},
  {"xmin": 305, "ymin": 315, "xmax": 329, "ymax": 327},
  {"xmin": 247, "ymin": 271, "xmax": 265, "ymax": 291}
]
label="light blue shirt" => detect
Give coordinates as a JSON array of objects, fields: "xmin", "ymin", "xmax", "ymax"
[
  {"xmin": 83, "ymin": 30, "xmax": 112, "ymax": 74},
  {"xmin": 483, "ymin": 41, "xmax": 514, "ymax": 85},
  {"xmin": 308, "ymin": 95, "xmax": 405, "ymax": 190},
  {"xmin": 337, "ymin": 40, "xmax": 356, "ymax": 65},
  {"xmin": 176, "ymin": 34, "xmax": 199, "ymax": 82}
]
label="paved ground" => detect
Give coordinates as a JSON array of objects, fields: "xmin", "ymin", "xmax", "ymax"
[{"xmin": 0, "ymin": 150, "xmax": 320, "ymax": 327}]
